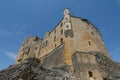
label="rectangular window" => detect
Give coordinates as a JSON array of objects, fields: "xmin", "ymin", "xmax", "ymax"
[
  {"xmin": 54, "ymin": 30, "xmax": 56, "ymax": 34},
  {"xmin": 88, "ymin": 41, "xmax": 91, "ymax": 46},
  {"xmin": 45, "ymin": 40, "xmax": 48, "ymax": 47},
  {"xmin": 66, "ymin": 25, "xmax": 69, "ymax": 28},
  {"xmin": 60, "ymin": 29, "xmax": 63, "ymax": 35},
  {"xmin": 60, "ymin": 38, "xmax": 63, "ymax": 43},
  {"xmin": 54, "ymin": 36, "xmax": 56, "ymax": 42},
  {"xmin": 60, "ymin": 23, "xmax": 63, "ymax": 28},
  {"xmin": 88, "ymin": 71, "xmax": 93, "ymax": 77},
  {"xmin": 42, "ymin": 43, "xmax": 44, "ymax": 48}
]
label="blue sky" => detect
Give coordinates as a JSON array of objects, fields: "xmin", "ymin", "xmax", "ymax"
[{"xmin": 0, "ymin": 0, "xmax": 120, "ymax": 70}]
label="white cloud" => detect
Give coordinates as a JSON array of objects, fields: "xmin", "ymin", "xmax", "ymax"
[{"xmin": 5, "ymin": 51, "xmax": 17, "ymax": 60}]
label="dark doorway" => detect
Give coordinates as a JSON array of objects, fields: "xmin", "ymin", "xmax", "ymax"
[{"xmin": 88, "ymin": 71, "xmax": 93, "ymax": 77}]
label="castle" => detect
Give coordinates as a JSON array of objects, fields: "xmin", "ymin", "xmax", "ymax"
[{"xmin": 15, "ymin": 9, "xmax": 111, "ymax": 80}]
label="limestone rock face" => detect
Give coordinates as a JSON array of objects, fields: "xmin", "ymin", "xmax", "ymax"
[
  {"xmin": 0, "ymin": 52, "xmax": 120, "ymax": 80},
  {"xmin": 0, "ymin": 58, "xmax": 76, "ymax": 80},
  {"xmin": 95, "ymin": 53, "xmax": 120, "ymax": 80}
]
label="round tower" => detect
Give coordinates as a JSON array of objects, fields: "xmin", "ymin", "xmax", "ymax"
[{"xmin": 64, "ymin": 8, "xmax": 72, "ymax": 31}]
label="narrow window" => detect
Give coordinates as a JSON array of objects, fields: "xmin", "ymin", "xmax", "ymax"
[
  {"xmin": 60, "ymin": 38, "xmax": 63, "ymax": 43},
  {"xmin": 45, "ymin": 41, "xmax": 48, "ymax": 47},
  {"xmin": 54, "ymin": 36, "xmax": 56, "ymax": 42},
  {"xmin": 66, "ymin": 25, "xmax": 69, "ymax": 28},
  {"xmin": 60, "ymin": 29, "xmax": 63, "ymax": 35},
  {"xmin": 18, "ymin": 59, "xmax": 21, "ymax": 62},
  {"xmin": 74, "ymin": 69, "xmax": 76, "ymax": 73},
  {"xmin": 88, "ymin": 41, "xmax": 91, "ymax": 46},
  {"xmin": 42, "ymin": 43, "xmax": 44, "ymax": 48},
  {"xmin": 60, "ymin": 23, "xmax": 63, "ymax": 28},
  {"xmin": 54, "ymin": 30, "xmax": 56, "ymax": 34},
  {"xmin": 35, "ymin": 47, "xmax": 38, "ymax": 50},
  {"xmin": 88, "ymin": 71, "xmax": 93, "ymax": 77}
]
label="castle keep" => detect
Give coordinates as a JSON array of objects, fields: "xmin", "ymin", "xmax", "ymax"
[{"xmin": 15, "ymin": 9, "xmax": 111, "ymax": 80}]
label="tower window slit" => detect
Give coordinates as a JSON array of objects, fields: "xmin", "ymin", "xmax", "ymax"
[
  {"xmin": 60, "ymin": 29, "xmax": 63, "ymax": 35},
  {"xmin": 54, "ymin": 36, "xmax": 56, "ymax": 42},
  {"xmin": 60, "ymin": 23, "xmax": 63, "ymax": 28},
  {"xmin": 54, "ymin": 30, "xmax": 56, "ymax": 34},
  {"xmin": 88, "ymin": 41, "xmax": 91, "ymax": 46},
  {"xmin": 60, "ymin": 38, "xmax": 63, "ymax": 43}
]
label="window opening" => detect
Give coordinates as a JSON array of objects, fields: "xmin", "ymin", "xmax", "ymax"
[
  {"xmin": 42, "ymin": 43, "xmax": 44, "ymax": 48},
  {"xmin": 88, "ymin": 41, "xmax": 91, "ymax": 46},
  {"xmin": 60, "ymin": 29, "xmax": 63, "ymax": 35},
  {"xmin": 66, "ymin": 25, "xmax": 69, "ymax": 28},
  {"xmin": 18, "ymin": 59, "xmax": 21, "ymax": 62},
  {"xmin": 54, "ymin": 30, "xmax": 56, "ymax": 34},
  {"xmin": 35, "ymin": 47, "xmax": 38, "ymax": 50},
  {"xmin": 65, "ymin": 18, "xmax": 68, "ymax": 20},
  {"xmin": 60, "ymin": 23, "xmax": 63, "ymax": 28},
  {"xmin": 88, "ymin": 71, "xmax": 93, "ymax": 77},
  {"xmin": 60, "ymin": 38, "xmax": 63, "ymax": 43},
  {"xmin": 54, "ymin": 36, "xmax": 56, "ymax": 42},
  {"xmin": 45, "ymin": 41, "xmax": 48, "ymax": 47}
]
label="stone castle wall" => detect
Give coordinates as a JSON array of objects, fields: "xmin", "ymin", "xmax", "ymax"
[{"xmin": 15, "ymin": 9, "xmax": 110, "ymax": 67}]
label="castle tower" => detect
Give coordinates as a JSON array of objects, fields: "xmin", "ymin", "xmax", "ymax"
[{"xmin": 62, "ymin": 9, "xmax": 74, "ymax": 66}]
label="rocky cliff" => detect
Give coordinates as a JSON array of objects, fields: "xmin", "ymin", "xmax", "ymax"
[
  {"xmin": 0, "ymin": 52, "xmax": 120, "ymax": 80},
  {"xmin": 0, "ymin": 58, "xmax": 76, "ymax": 80}
]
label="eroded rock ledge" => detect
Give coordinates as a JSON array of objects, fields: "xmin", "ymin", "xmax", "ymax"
[
  {"xmin": 0, "ymin": 52, "xmax": 120, "ymax": 80},
  {"xmin": 0, "ymin": 58, "xmax": 76, "ymax": 80}
]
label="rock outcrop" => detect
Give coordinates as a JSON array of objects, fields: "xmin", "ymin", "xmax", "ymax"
[
  {"xmin": 95, "ymin": 53, "xmax": 120, "ymax": 80},
  {"xmin": 0, "ymin": 58, "xmax": 76, "ymax": 80},
  {"xmin": 0, "ymin": 52, "xmax": 120, "ymax": 80}
]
